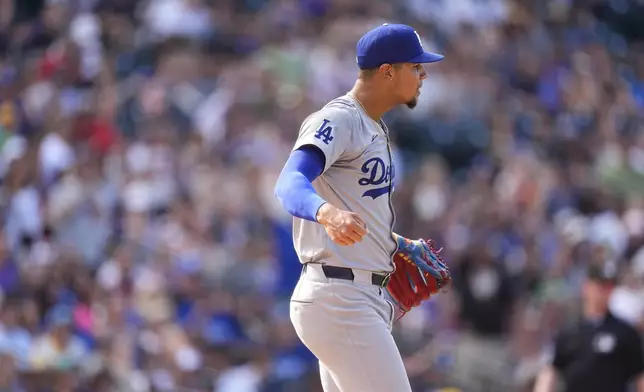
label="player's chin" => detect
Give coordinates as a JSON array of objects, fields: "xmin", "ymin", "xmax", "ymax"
[{"xmin": 405, "ymin": 97, "xmax": 418, "ymax": 109}]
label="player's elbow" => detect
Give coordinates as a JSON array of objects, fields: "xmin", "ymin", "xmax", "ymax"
[
  {"xmin": 274, "ymin": 172, "xmax": 288, "ymax": 209},
  {"xmin": 274, "ymin": 170, "xmax": 298, "ymax": 213}
]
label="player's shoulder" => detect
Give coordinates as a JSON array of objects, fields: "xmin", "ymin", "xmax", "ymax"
[
  {"xmin": 606, "ymin": 311, "xmax": 643, "ymax": 340},
  {"xmin": 303, "ymin": 95, "xmax": 360, "ymax": 127}
]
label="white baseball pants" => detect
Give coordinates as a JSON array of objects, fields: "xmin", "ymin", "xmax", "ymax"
[{"xmin": 290, "ymin": 263, "xmax": 413, "ymax": 392}]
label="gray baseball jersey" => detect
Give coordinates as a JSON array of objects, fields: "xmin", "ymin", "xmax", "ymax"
[{"xmin": 291, "ymin": 94, "xmax": 397, "ymax": 273}]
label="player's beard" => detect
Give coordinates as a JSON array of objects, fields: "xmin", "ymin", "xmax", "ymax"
[{"xmin": 405, "ymin": 97, "xmax": 418, "ymax": 109}]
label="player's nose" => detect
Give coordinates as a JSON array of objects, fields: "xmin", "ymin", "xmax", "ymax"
[{"xmin": 419, "ymin": 65, "xmax": 428, "ymax": 80}]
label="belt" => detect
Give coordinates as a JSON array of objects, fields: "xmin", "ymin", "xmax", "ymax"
[{"xmin": 313, "ymin": 264, "xmax": 391, "ymax": 287}]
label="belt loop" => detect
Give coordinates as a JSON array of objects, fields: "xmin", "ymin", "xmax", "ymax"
[{"xmin": 382, "ymin": 273, "xmax": 391, "ymax": 288}]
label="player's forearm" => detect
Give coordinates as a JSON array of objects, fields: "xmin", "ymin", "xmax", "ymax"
[
  {"xmin": 533, "ymin": 366, "xmax": 558, "ymax": 392},
  {"xmin": 275, "ymin": 147, "xmax": 326, "ymax": 222},
  {"xmin": 637, "ymin": 374, "xmax": 644, "ymax": 392},
  {"xmin": 275, "ymin": 170, "xmax": 326, "ymax": 222}
]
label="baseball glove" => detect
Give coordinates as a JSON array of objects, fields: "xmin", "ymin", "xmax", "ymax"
[{"xmin": 385, "ymin": 235, "xmax": 451, "ymax": 322}]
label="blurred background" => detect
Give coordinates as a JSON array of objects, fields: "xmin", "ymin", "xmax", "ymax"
[{"xmin": 1, "ymin": 0, "xmax": 644, "ymax": 391}]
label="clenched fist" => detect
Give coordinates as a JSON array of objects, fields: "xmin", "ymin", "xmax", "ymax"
[{"xmin": 316, "ymin": 203, "xmax": 368, "ymax": 246}]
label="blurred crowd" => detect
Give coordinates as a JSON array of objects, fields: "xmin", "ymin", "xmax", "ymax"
[{"xmin": 2, "ymin": 0, "xmax": 644, "ymax": 391}]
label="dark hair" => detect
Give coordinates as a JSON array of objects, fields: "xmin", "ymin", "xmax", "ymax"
[
  {"xmin": 587, "ymin": 262, "xmax": 619, "ymax": 285},
  {"xmin": 359, "ymin": 63, "xmax": 402, "ymax": 78}
]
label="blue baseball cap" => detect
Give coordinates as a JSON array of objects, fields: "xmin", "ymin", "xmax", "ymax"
[{"xmin": 356, "ymin": 23, "xmax": 444, "ymax": 69}]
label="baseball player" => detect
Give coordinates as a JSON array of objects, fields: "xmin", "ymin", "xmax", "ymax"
[{"xmin": 274, "ymin": 23, "xmax": 452, "ymax": 392}]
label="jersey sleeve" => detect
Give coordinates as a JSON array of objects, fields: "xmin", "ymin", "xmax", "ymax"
[{"xmin": 292, "ymin": 107, "xmax": 354, "ymax": 173}]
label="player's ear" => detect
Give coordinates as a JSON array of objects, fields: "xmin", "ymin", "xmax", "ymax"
[{"xmin": 379, "ymin": 64, "xmax": 394, "ymax": 80}]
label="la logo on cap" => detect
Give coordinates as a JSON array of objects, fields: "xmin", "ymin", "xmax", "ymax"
[{"xmin": 414, "ymin": 31, "xmax": 423, "ymax": 48}]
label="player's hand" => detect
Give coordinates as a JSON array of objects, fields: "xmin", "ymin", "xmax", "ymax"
[{"xmin": 316, "ymin": 203, "xmax": 368, "ymax": 246}]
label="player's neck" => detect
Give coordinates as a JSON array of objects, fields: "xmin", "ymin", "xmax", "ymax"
[
  {"xmin": 349, "ymin": 81, "xmax": 395, "ymax": 122},
  {"xmin": 583, "ymin": 303, "xmax": 608, "ymax": 321}
]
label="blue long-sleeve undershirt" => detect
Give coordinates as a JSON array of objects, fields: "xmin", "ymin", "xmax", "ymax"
[{"xmin": 274, "ymin": 146, "xmax": 327, "ymax": 222}]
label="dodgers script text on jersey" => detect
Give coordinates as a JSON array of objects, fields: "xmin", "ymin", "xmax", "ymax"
[{"xmin": 359, "ymin": 157, "xmax": 394, "ymax": 199}]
